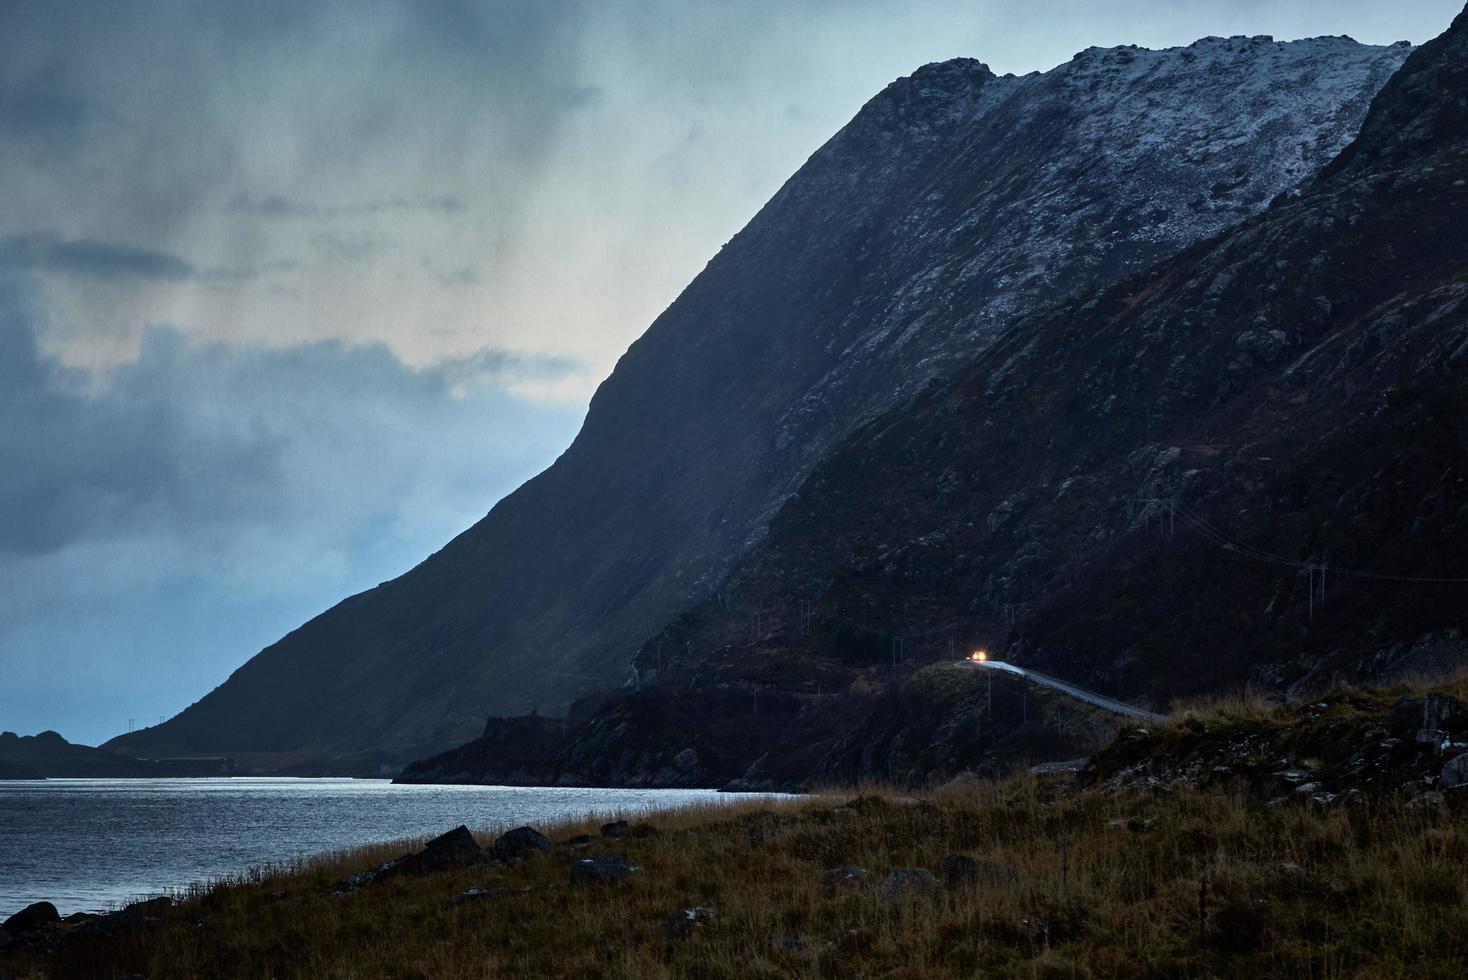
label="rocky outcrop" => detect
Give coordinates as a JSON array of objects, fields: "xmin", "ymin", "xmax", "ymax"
[
  {"xmin": 112, "ymin": 33, "xmax": 1411, "ymax": 767},
  {"xmin": 1084, "ymin": 689, "xmax": 1468, "ymax": 806}
]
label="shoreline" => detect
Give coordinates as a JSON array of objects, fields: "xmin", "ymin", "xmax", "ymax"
[{"xmin": 4, "ymin": 680, "xmax": 1466, "ymax": 977}]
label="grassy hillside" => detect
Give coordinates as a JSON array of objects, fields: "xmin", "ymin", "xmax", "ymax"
[{"xmin": 6, "ymin": 679, "xmax": 1467, "ymax": 979}]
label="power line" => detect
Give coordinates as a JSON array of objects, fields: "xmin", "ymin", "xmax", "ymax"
[{"xmin": 1168, "ymin": 501, "xmax": 1468, "ymax": 583}]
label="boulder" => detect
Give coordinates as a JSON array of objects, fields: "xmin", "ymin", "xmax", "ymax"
[
  {"xmin": 2, "ymin": 901, "xmax": 59, "ymax": 933},
  {"xmin": 1388, "ymin": 695, "xmax": 1468, "ymax": 737},
  {"xmin": 662, "ymin": 906, "xmax": 715, "ymax": 940},
  {"xmin": 1441, "ymin": 753, "xmax": 1468, "ymax": 790},
  {"xmin": 822, "ymin": 865, "xmax": 868, "ymax": 888},
  {"xmin": 453, "ymin": 886, "xmax": 516, "ymax": 904},
  {"xmin": 881, "ymin": 868, "xmax": 943, "ymax": 902},
  {"xmin": 360, "ymin": 825, "xmax": 484, "ymax": 885},
  {"xmin": 600, "ymin": 819, "xmax": 628, "ymax": 838},
  {"xmin": 570, "ymin": 854, "xmax": 638, "ymax": 885},
  {"xmin": 1406, "ymin": 791, "xmax": 1445, "ymax": 812},
  {"xmin": 116, "ymin": 896, "xmax": 173, "ymax": 922},
  {"xmin": 492, "ymin": 826, "xmax": 550, "ymax": 862}
]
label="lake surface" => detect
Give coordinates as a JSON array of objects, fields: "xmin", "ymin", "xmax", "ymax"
[{"xmin": 0, "ymin": 778, "xmax": 763, "ymax": 918}]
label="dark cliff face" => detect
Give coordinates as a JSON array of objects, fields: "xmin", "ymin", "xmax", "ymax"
[
  {"xmin": 401, "ymin": 8, "xmax": 1468, "ymax": 790},
  {"xmin": 646, "ymin": 5, "xmax": 1468, "ymax": 758},
  {"xmin": 113, "ymin": 37, "xmax": 1410, "ymax": 765}
]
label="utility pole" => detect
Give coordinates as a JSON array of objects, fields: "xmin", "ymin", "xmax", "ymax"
[
  {"xmin": 1307, "ymin": 562, "xmax": 1327, "ymax": 623},
  {"xmin": 1132, "ymin": 497, "xmax": 1176, "ymax": 539}
]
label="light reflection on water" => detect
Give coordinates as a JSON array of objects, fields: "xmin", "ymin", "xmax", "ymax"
[{"xmin": 0, "ymin": 778, "xmax": 764, "ymax": 917}]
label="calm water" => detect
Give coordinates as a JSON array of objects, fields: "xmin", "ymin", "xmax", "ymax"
[{"xmin": 0, "ymin": 778, "xmax": 761, "ymax": 918}]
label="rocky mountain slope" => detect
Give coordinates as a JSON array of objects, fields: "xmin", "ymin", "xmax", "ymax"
[
  {"xmin": 403, "ymin": 8, "xmax": 1468, "ymax": 790},
  {"xmin": 112, "ymin": 33, "xmax": 1410, "ymax": 767}
]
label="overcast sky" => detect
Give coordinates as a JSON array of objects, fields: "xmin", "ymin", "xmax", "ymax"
[{"xmin": 2, "ymin": 0, "xmax": 1461, "ymax": 746}]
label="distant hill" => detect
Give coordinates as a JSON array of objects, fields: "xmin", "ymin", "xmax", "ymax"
[{"xmin": 0, "ymin": 731, "xmax": 163, "ymax": 778}]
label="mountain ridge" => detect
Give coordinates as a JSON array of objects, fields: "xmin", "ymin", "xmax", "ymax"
[
  {"xmin": 111, "ymin": 32, "xmax": 1413, "ymax": 767},
  {"xmin": 401, "ymin": 7, "xmax": 1468, "ymax": 790}
]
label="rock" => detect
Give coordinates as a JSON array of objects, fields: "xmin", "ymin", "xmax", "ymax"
[
  {"xmin": 935, "ymin": 854, "xmax": 1020, "ymax": 890},
  {"xmin": 1416, "ymin": 729, "xmax": 1450, "ymax": 752},
  {"xmin": 600, "ymin": 819, "xmax": 628, "ymax": 838},
  {"xmin": 881, "ymin": 868, "xmax": 943, "ymax": 902},
  {"xmin": 1441, "ymin": 753, "xmax": 1468, "ymax": 790},
  {"xmin": 492, "ymin": 826, "xmax": 550, "ymax": 862},
  {"xmin": 348, "ymin": 825, "xmax": 484, "ymax": 887},
  {"xmin": 332, "ymin": 869, "xmax": 377, "ymax": 893},
  {"xmin": 1029, "ymin": 758, "xmax": 1087, "ymax": 775},
  {"xmin": 2, "ymin": 901, "xmax": 59, "ymax": 933},
  {"xmin": 936, "ymin": 771, "xmax": 986, "ymax": 793},
  {"xmin": 119, "ymin": 897, "xmax": 173, "ymax": 920},
  {"xmin": 453, "ymin": 886, "xmax": 515, "ymax": 904},
  {"xmin": 822, "ymin": 865, "xmax": 868, "ymax": 888},
  {"xmin": 1406, "ymin": 791, "xmax": 1445, "ymax": 812},
  {"xmin": 1388, "ymin": 695, "xmax": 1468, "ymax": 737},
  {"xmin": 570, "ymin": 854, "xmax": 638, "ymax": 885},
  {"xmin": 662, "ymin": 906, "xmax": 715, "ymax": 940}
]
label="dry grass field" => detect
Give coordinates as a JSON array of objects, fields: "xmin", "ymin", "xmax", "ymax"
[{"xmin": 4, "ymin": 680, "xmax": 1467, "ymax": 979}]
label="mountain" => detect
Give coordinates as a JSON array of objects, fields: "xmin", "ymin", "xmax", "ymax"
[
  {"xmin": 401, "ymin": 7, "xmax": 1468, "ymax": 790},
  {"xmin": 112, "ymin": 33, "xmax": 1410, "ymax": 767},
  {"xmin": 0, "ymin": 731, "xmax": 166, "ymax": 778}
]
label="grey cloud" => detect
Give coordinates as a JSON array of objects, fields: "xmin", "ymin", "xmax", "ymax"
[
  {"xmin": 557, "ymin": 85, "xmax": 604, "ymax": 109},
  {"xmin": 0, "ymin": 277, "xmax": 579, "ymax": 558},
  {"xmin": 432, "ymin": 264, "xmax": 480, "ymax": 287},
  {"xmin": 0, "ymin": 234, "xmax": 196, "ymax": 281},
  {"xmin": 230, "ymin": 193, "xmax": 467, "ymax": 220},
  {"xmin": 310, "ymin": 231, "xmax": 385, "ymax": 262},
  {"xmin": 438, "ymin": 346, "xmax": 582, "ymax": 387},
  {"xmin": 0, "ymin": 64, "xmax": 92, "ymax": 141},
  {"xmin": 0, "ymin": 234, "xmax": 300, "ymax": 284},
  {"xmin": 0, "ymin": 274, "xmax": 583, "ymax": 740}
]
